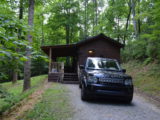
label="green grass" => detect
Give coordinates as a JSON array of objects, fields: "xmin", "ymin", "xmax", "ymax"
[
  {"xmin": 22, "ymin": 83, "xmax": 73, "ymax": 120},
  {"xmin": 122, "ymin": 61, "xmax": 160, "ymax": 96},
  {"xmin": 0, "ymin": 75, "xmax": 47, "ymax": 114}
]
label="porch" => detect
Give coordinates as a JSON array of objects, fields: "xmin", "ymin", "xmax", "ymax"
[
  {"xmin": 41, "ymin": 44, "xmax": 79, "ymax": 83},
  {"xmin": 48, "ymin": 62, "xmax": 79, "ymax": 84}
]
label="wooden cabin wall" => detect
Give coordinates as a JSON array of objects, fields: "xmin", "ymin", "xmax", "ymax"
[{"xmin": 78, "ymin": 39, "xmax": 120, "ymax": 65}]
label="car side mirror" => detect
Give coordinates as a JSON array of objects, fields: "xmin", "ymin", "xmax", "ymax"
[
  {"xmin": 80, "ymin": 65, "xmax": 85, "ymax": 69},
  {"xmin": 122, "ymin": 69, "xmax": 126, "ymax": 73}
]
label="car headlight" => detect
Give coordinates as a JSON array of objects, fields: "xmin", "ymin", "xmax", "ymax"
[
  {"xmin": 88, "ymin": 76, "xmax": 98, "ymax": 83},
  {"xmin": 125, "ymin": 79, "xmax": 133, "ymax": 85}
]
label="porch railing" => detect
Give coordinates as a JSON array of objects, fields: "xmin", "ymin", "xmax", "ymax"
[
  {"xmin": 50, "ymin": 62, "xmax": 64, "ymax": 73},
  {"xmin": 49, "ymin": 62, "xmax": 64, "ymax": 82}
]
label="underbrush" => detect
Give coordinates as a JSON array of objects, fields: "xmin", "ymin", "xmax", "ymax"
[
  {"xmin": 0, "ymin": 75, "xmax": 47, "ymax": 114},
  {"xmin": 122, "ymin": 61, "xmax": 160, "ymax": 96},
  {"xmin": 23, "ymin": 83, "xmax": 72, "ymax": 120}
]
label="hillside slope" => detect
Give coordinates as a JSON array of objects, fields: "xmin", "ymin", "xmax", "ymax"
[
  {"xmin": 0, "ymin": 75, "xmax": 47, "ymax": 114},
  {"xmin": 122, "ymin": 61, "xmax": 160, "ymax": 98}
]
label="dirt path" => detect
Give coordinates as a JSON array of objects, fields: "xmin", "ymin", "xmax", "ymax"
[
  {"xmin": 1, "ymin": 80, "xmax": 52, "ymax": 120},
  {"xmin": 66, "ymin": 84, "xmax": 160, "ymax": 120}
]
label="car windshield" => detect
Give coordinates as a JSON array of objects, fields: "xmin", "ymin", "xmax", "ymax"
[{"xmin": 87, "ymin": 58, "xmax": 121, "ymax": 71}]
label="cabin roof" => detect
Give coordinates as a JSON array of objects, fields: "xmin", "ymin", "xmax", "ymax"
[
  {"xmin": 77, "ymin": 33, "xmax": 124, "ymax": 48},
  {"xmin": 41, "ymin": 33, "xmax": 124, "ymax": 57}
]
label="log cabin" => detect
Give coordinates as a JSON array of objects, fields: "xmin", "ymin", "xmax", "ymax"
[{"xmin": 41, "ymin": 33, "xmax": 124, "ymax": 83}]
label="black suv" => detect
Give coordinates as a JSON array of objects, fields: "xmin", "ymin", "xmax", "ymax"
[{"xmin": 79, "ymin": 57, "xmax": 133, "ymax": 103}]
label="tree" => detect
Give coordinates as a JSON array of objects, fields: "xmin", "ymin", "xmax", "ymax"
[
  {"xmin": 0, "ymin": 0, "xmax": 28, "ymax": 83},
  {"xmin": 12, "ymin": 0, "xmax": 24, "ymax": 84},
  {"xmin": 123, "ymin": 0, "xmax": 132, "ymax": 45},
  {"xmin": 92, "ymin": 0, "xmax": 98, "ymax": 35},
  {"xmin": 23, "ymin": 0, "xmax": 35, "ymax": 91},
  {"xmin": 131, "ymin": 0, "xmax": 138, "ymax": 37},
  {"xmin": 84, "ymin": 0, "xmax": 89, "ymax": 39}
]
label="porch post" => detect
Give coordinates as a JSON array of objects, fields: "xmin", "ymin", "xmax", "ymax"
[{"xmin": 48, "ymin": 47, "xmax": 52, "ymax": 73}]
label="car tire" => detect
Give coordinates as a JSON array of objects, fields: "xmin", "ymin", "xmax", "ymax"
[
  {"xmin": 125, "ymin": 96, "xmax": 133, "ymax": 103},
  {"xmin": 79, "ymin": 83, "xmax": 82, "ymax": 89},
  {"xmin": 81, "ymin": 85, "xmax": 88, "ymax": 101}
]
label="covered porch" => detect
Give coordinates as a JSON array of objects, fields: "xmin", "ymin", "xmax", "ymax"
[{"xmin": 41, "ymin": 44, "xmax": 79, "ymax": 83}]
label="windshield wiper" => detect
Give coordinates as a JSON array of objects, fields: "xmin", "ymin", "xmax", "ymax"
[
  {"xmin": 104, "ymin": 68, "xmax": 119, "ymax": 72},
  {"xmin": 87, "ymin": 68, "xmax": 101, "ymax": 70}
]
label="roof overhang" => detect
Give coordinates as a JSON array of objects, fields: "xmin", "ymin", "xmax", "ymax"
[{"xmin": 41, "ymin": 44, "xmax": 77, "ymax": 57}]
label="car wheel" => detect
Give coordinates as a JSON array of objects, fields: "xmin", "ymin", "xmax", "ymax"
[
  {"xmin": 79, "ymin": 83, "xmax": 82, "ymax": 89},
  {"xmin": 125, "ymin": 96, "xmax": 133, "ymax": 103},
  {"xmin": 81, "ymin": 85, "xmax": 88, "ymax": 101}
]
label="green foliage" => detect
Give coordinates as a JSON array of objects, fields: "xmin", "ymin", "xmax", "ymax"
[
  {"xmin": 122, "ymin": 0, "xmax": 160, "ymax": 63},
  {"xmin": 122, "ymin": 39, "xmax": 147, "ymax": 62},
  {"xmin": 45, "ymin": 0, "xmax": 80, "ymax": 45},
  {"xmin": 0, "ymin": 85, "xmax": 11, "ymax": 98},
  {"xmin": 143, "ymin": 58, "xmax": 152, "ymax": 65},
  {"xmin": 0, "ymin": 75, "xmax": 47, "ymax": 114},
  {"xmin": 31, "ymin": 52, "xmax": 48, "ymax": 76},
  {"xmin": 0, "ymin": 0, "xmax": 160, "ymax": 83},
  {"xmin": 0, "ymin": 0, "xmax": 27, "ymax": 82},
  {"xmin": 0, "ymin": 0, "xmax": 48, "ymax": 83}
]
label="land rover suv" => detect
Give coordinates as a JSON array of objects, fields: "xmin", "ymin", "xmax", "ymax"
[{"xmin": 79, "ymin": 57, "xmax": 133, "ymax": 103}]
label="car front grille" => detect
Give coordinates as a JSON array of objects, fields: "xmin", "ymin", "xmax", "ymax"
[{"xmin": 99, "ymin": 78, "xmax": 124, "ymax": 84}]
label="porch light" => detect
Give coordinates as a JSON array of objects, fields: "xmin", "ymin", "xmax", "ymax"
[{"xmin": 88, "ymin": 50, "xmax": 93, "ymax": 54}]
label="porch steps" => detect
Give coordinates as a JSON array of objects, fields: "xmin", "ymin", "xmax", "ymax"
[
  {"xmin": 48, "ymin": 73, "xmax": 79, "ymax": 84},
  {"xmin": 48, "ymin": 73, "xmax": 62, "ymax": 82},
  {"xmin": 62, "ymin": 73, "xmax": 79, "ymax": 84}
]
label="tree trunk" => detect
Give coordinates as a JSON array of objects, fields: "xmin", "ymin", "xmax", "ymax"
[
  {"xmin": 123, "ymin": 0, "xmax": 132, "ymax": 45},
  {"xmin": 94, "ymin": 0, "xmax": 98, "ymax": 34},
  {"xmin": 23, "ymin": 0, "xmax": 35, "ymax": 91},
  {"xmin": 12, "ymin": 69, "xmax": 18, "ymax": 84},
  {"xmin": 65, "ymin": 25, "xmax": 69, "ymax": 44},
  {"xmin": 18, "ymin": 0, "xmax": 23, "ymax": 37},
  {"xmin": 94, "ymin": 0, "xmax": 98, "ymax": 26},
  {"xmin": 137, "ymin": 0, "xmax": 141, "ymax": 35},
  {"xmin": 84, "ymin": 0, "xmax": 88, "ymax": 39},
  {"xmin": 92, "ymin": 0, "xmax": 98, "ymax": 35},
  {"xmin": 131, "ymin": 0, "xmax": 138, "ymax": 37},
  {"xmin": 12, "ymin": 0, "xmax": 24, "ymax": 84},
  {"xmin": 41, "ymin": 14, "xmax": 44, "ymax": 45},
  {"xmin": 117, "ymin": 17, "xmax": 120, "ymax": 42}
]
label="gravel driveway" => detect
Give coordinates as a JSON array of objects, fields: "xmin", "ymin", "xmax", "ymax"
[{"xmin": 66, "ymin": 84, "xmax": 160, "ymax": 120}]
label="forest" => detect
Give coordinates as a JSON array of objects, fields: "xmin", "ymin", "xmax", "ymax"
[{"xmin": 0, "ymin": 0, "xmax": 160, "ymax": 87}]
